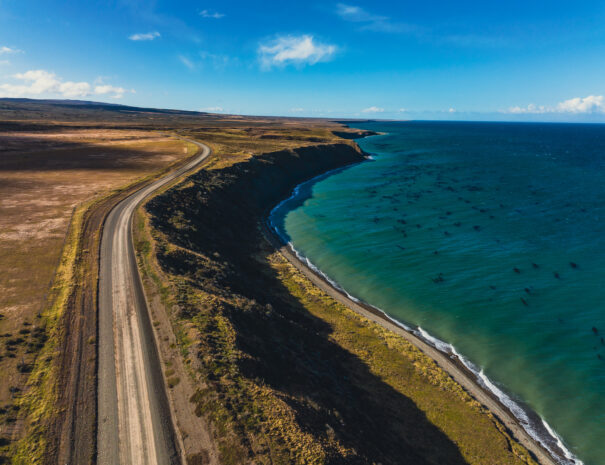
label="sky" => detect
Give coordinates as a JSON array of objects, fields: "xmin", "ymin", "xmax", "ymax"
[{"xmin": 1, "ymin": 0, "xmax": 605, "ymax": 121}]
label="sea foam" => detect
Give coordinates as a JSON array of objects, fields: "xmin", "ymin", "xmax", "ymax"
[{"xmin": 268, "ymin": 162, "xmax": 583, "ymax": 465}]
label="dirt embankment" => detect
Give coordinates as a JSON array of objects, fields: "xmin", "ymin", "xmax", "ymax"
[
  {"xmin": 145, "ymin": 141, "xmax": 537, "ymax": 465},
  {"xmin": 331, "ymin": 130, "xmax": 380, "ymax": 139}
]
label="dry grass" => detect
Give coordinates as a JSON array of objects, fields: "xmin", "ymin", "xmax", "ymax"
[
  {"xmin": 0, "ymin": 98, "xmax": 391, "ymax": 462},
  {"xmin": 0, "ymin": 129, "xmax": 168, "ymax": 154},
  {"xmin": 138, "ymin": 125, "xmax": 538, "ymax": 464},
  {"xmin": 177, "ymin": 125, "xmax": 353, "ymax": 170},
  {"xmin": 271, "ymin": 251, "xmax": 537, "ymax": 465},
  {"xmin": 0, "ymin": 127, "xmax": 194, "ymax": 456}
]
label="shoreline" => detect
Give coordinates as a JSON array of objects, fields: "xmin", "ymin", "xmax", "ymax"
[{"xmin": 263, "ymin": 148, "xmax": 577, "ymax": 465}]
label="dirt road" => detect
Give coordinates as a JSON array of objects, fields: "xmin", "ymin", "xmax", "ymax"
[{"xmin": 97, "ymin": 138, "xmax": 210, "ymax": 465}]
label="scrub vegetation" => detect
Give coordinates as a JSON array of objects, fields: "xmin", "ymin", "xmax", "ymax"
[
  {"xmin": 0, "ymin": 99, "xmax": 222, "ymax": 463},
  {"xmin": 0, "ymin": 99, "xmax": 540, "ymax": 464},
  {"xmin": 137, "ymin": 124, "xmax": 538, "ymax": 465}
]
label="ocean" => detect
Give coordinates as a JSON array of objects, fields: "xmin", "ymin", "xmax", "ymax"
[{"xmin": 269, "ymin": 121, "xmax": 605, "ymax": 465}]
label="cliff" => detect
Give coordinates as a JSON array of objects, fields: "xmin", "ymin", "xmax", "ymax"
[{"xmin": 143, "ymin": 141, "xmax": 537, "ymax": 465}]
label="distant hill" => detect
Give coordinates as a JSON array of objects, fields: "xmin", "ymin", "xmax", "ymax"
[
  {"xmin": 0, "ymin": 98, "xmax": 362, "ymax": 130},
  {"xmin": 0, "ymin": 98, "xmax": 231, "ymax": 130},
  {"xmin": 0, "ymin": 97, "xmax": 208, "ymax": 116}
]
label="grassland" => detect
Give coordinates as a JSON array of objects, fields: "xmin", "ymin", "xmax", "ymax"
[
  {"xmin": 0, "ymin": 105, "xmax": 207, "ymax": 462},
  {"xmin": 0, "ymin": 98, "xmax": 544, "ymax": 464},
  {"xmin": 0, "ymin": 97, "xmax": 355, "ymax": 464},
  {"xmin": 136, "ymin": 123, "xmax": 540, "ymax": 464}
]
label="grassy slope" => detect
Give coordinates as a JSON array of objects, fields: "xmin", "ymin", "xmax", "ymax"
[{"xmin": 138, "ymin": 128, "xmax": 538, "ymax": 465}]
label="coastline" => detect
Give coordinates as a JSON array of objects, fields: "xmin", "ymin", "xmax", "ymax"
[
  {"xmin": 143, "ymin": 125, "xmax": 574, "ymax": 463},
  {"xmin": 263, "ymin": 141, "xmax": 575, "ymax": 465}
]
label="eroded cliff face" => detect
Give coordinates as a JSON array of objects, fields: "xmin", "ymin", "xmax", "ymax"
[
  {"xmin": 147, "ymin": 143, "xmax": 385, "ymax": 465},
  {"xmin": 196, "ymin": 142, "xmax": 364, "ymax": 219},
  {"xmin": 331, "ymin": 130, "xmax": 379, "ymax": 140},
  {"xmin": 143, "ymin": 142, "xmax": 523, "ymax": 465},
  {"xmin": 148, "ymin": 142, "xmax": 365, "ymax": 269}
]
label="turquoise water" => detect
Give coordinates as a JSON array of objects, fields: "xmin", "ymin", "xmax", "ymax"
[{"xmin": 270, "ymin": 122, "xmax": 605, "ymax": 465}]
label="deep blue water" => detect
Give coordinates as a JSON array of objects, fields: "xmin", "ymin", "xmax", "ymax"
[{"xmin": 270, "ymin": 121, "xmax": 605, "ymax": 465}]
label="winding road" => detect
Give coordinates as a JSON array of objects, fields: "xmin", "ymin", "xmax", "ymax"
[{"xmin": 97, "ymin": 138, "xmax": 211, "ymax": 465}]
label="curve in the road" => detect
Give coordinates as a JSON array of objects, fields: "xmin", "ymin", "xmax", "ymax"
[{"xmin": 97, "ymin": 138, "xmax": 211, "ymax": 465}]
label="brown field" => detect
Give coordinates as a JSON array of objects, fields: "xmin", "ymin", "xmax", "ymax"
[
  {"xmin": 0, "ymin": 125, "xmax": 194, "ymax": 448},
  {"xmin": 0, "ymin": 98, "xmax": 364, "ymax": 462}
]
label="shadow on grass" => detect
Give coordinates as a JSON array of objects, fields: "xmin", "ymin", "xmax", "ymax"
[
  {"xmin": 0, "ymin": 134, "xmax": 175, "ymax": 172},
  {"xmin": 148, "ymin": 145, "xmax": 470, "ymax": 465}
]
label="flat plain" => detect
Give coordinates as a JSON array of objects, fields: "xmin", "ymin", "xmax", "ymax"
[{"xmin": 0, "ymin": 104, "xmax": 200, "ymax": 456}]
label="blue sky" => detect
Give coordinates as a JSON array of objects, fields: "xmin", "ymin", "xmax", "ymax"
[{"xmin": 1, "ymin": 0, "xmax": 605, "ymax": 121}]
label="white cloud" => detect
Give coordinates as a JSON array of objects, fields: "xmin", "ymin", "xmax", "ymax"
[
  {"xmin": 59, "ymin": 81, "xmax": 92, "ymax": 98},
  {"xmin": 258, "ymin": 35, "xmax": 336, "ymax": 69},
  {"xmin": 398, "ymin": 108, "xmax": 407, "ymax": 112},
  {"xmin": 362, "ymin": 106, "xmax": 384, "ymax": 113},
  {"xmin": 337, "ymin": 4, "xmax": 383, "ymax": 22},
  {"xmin": 200, "ymin": 9, "xmax": 224, "ymax": 18},
  {"xmin": 201, "ymin": 106, "xmax": 224, "ymax": 112},
  {"xmin": 506, "ymin": 95, "xmax": 605, "ymax": 114},
  {"xmin": 7, "ymin": 70, "xmax": 61, "ymax": 95},
  {"xmin": 336, "ymin": 4, "xmax": 415, "ymax": 33},
  {"xmin": 0, "ymin": 46, "xmax": 21, "ymax": 55},
  {"xmin": 0, "ymin": 69, "xmax": 132, "ymax": 99},
  {"xmin": 289, "ymin": 107, "xmax": 305, "ymax": 113},
  {"xmin": 507, "ymin": 103, "xmax": 548, "ymax": 114},
  {"xmin": 94, "ymin": 84, "xmax": 132, "ymax": 99},
  {"xmin": 556, "ymin": 95, "xmax": 605, "ymax": 113},
  {"xmin": 448, "ymin": 107, "xmax": 456, "ymax": 113},
  {"xmin": 178, "ymin": 55, "xmax": 195, "ymax": 69},
  {"xmin": 337, "ymin": 4, "xmax": 502, "ymax": 46},
  {"xmin": 129, "ymin": 31, "xmax": 160, "ymax": 41}
]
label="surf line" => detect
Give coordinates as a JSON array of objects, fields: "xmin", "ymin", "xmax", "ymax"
[{"xmin": 267, "ymin": 160, "xmax": 584, "ymax": 465}]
